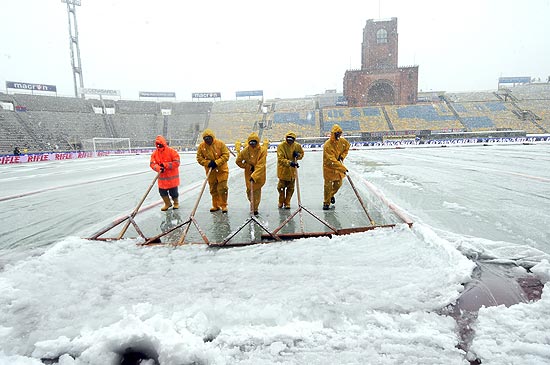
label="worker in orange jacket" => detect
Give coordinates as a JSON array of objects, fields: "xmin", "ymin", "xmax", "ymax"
[
  {"xmin": 323, "ymin": 124, "xmax": 350, "ymax": 210},
  {"xmin": 150, "ymin": 135, "xmax": 181, "ymax": 211}
]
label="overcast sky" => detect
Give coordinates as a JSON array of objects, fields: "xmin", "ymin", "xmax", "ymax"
[{"xmin": 1, "ymin": 0, "xmax": 549, "ymax": 100}]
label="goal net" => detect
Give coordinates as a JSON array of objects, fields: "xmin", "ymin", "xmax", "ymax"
[{"xmin": 82, "ymin": 137, "xmax": 131, "ymax": 157}]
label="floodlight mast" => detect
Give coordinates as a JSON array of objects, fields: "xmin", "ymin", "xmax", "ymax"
[{"xmin": 61, "ymin": 0, "xmax": 85, "ymax": 98}]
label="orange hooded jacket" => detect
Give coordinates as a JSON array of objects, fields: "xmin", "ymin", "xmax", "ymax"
[{"xmin": 150, "ymin": 135, "xmax": 181, "ymax": 189}]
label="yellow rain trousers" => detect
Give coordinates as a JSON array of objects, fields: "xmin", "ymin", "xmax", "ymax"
[
  {"xmin": 196, "ymin": 129, "xmax": 230, "ymax": 210},
  {"xmin": 322, "ymin": 124, "xmax": 350, "ymax": 205},
  {"xmin": 236, "ymin": 132, "xmax": 268, "ymax": 212}
]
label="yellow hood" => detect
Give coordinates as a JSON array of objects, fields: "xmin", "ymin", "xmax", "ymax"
[
  {"xmin": 331, "ymin": 124, "xmax": 343, "ymax": 134},
  {"xmin": 247, "ymin": 132, "xmax": 260, "ymax": 144},
  {"xmin": 284, "ymin": 131, "xmax": 297, "ymax": 140},
  {"xmin": 330, "ymin": 124, "xmax": 343, "ymax": 141},
  {"xmin": 202, "ymin": 129, "xmax": 216, "ymax": 140}
]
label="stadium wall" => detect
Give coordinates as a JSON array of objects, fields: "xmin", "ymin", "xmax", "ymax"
[{"xmin": 2, "ymin": 135, "xmax": 550, "ymax": 165}]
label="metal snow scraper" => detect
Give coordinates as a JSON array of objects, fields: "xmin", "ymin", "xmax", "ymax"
[
  {"xmin": 87, "ymin": 164, "xmax": 412, "ymax": 247},
  {"xmin": 258, "ymin": 164, "xmax": 398, "ymax": 242},
  {"xmin": 260, "ymin": 156, "xmax": 339, "ymax": 241},
  {"xmin": 87, "ymin": 172, "xmax": 163, "ymax": 243},
  {"xmin": 208, "ymin": 179, "xmax": 281, "ymax": 248},
  {"xmin": 139, "ymin": 168, "xmax": 213, "ymax": 246}
]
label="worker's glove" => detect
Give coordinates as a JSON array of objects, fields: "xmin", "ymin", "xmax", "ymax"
[
  {"xmin": 159, "ymin": 163, "xmax": 165, "ymax": 173},
  {"xmin": 338, "ymin": 157, "xmax": 343, "ymax": 162},
  {"xmin": 249, "ymin": 177, "xmax": 255, "ymax": 183},
  {"xmin": 289, "ymin": 161, "xmax": 299, "ymax": 168},
  {"xmin": 208, "ymin": 160, "xmax": 217, "ymax": 168},
  {"xmin": 292, "ymin": 151, "xmax": 300, "ymax": 159}
]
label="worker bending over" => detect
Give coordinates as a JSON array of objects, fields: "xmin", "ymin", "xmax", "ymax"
[{"xmin": 322, "ymin": 124, "xmax": 350, "ymax": 210}]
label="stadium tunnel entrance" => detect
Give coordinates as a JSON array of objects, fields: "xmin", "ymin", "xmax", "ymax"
[{"xmin": 368, "ymin": 81, "xmax": 395, "ymax": 104}]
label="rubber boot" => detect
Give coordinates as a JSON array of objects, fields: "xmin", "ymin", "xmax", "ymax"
[
  {"xmin": 172, "ymin": 198, "xmax": 179, "ymax": 209},
  {"xmin": 218, "ymin": 180, "xmax": 229, "ymax": 213},
  {"xmin": 210, "ymin": 195, "xmax": 220, "ymax": 212},
  {"xmin": 284, "ymin": 192, "xmax": 292, "ymax": 209},
  {"xmin": 277, "ymin": 182, "xmax": 285, "ymax": 208},
  {"xmin": 220, "ymin": 195, "xmax": 228, "ymax": 213},
  {"xmin": 161, "ymin": 196, "xmax": 172, "ymax": 211}
]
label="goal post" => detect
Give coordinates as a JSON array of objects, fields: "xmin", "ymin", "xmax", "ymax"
[{"xmin": 82, "ymin": 137, "xmax": 131, "ymax": 157}]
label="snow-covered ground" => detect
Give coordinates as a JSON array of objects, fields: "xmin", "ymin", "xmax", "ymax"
[{"xmin": 0, "ymin": 144, "xmax": 549, "ymax": 364}]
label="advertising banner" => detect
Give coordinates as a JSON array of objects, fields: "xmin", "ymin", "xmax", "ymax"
[
  {"xmin": 139, "ymin": 91, "xmax": 176, "ymax": 98},
  {"xmin": 335, "ymin": 96, "xmax": 348, "ymax": 106},
  {"xmin": 236, "ymin": 90, "xmax": 263, "ymax": 97},
  {"xmin": 80, "ymin": 88, "xmax": 120, "ymax": 96},
  {"xmin": 6, "ymin": 81, "xmax": 57, "ymax": 92},
  {"xmin": 192, "ymin": 92, "xmax": 221, "ymax": 99},
  {"xmin": 498, "ymin": 77, "xmax": 531, "ymax": 84}
]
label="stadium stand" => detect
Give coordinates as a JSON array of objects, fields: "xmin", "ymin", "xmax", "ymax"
[
  {"xmin": 1, "ymin": 83, "xmax": 549, "ymax": 154},
  {"xmin": 116, "ymin": 100, "xmax": 158, "ymax": 114},
  {"xmin": 264, "ymin": 110, "xmax": 320, "ymax": 141},
  {"xmin": 510, "ymin": 83, "xmax": 550, "ymax": 100},
  {"xmin": 513, "ymin": 99, "xmax": 550, "ymax": 133},
  {"xmin": 321, "ymin": 107, "xmax": 389, "ymax": 134},
  {"xmin": 0, "ymin": 94, "xmax": 214, "ymax": 152},
  {"xmin": 12, "ymin": 93, "xmax": 89, "ymax": 113},
  {"xmin": 507, "ymin": 84, "xmax": 550, "ymax": 133},
  {"xmin": 446, "ymin": 91, "xmax": 501, "ymax": 102},
  {"xmin": 386, "ymin": 104, "xmax": 464, "ymax": 132},
  {"xmin": 0, "ymin": 109, "xmax": 39, "ymax": 153},
  {"xmin": 206, "ymin": 100, "xmax": 261, "ymax": 143},
  {"xmin": 270, "ymin": 97, "xmax": 316, "ymax": 112},
  {"xmin": 261, "ymin": 98, "xmax": 319, "ymax": 140},
  {"xmin": 111, "ymin": 114, "xmax": 162, "ymax": 148}
]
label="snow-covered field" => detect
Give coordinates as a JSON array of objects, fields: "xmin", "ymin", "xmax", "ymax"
[{"xmin": 1, "ymin": 144, "xmax": 549, "ymax": 364}]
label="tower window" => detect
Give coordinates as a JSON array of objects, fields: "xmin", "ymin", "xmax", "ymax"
[{"xmin": 376, "ymin": 29, "xmax": 388, "ymax": 44}]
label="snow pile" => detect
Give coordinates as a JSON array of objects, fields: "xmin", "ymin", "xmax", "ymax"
[
  {"xmin": 0, "ymin": 224, "xmax": 475, "ymax": 364},
  {"xmin": 468, "ymin": 261, "xmax": 550, "ymax": 364}
]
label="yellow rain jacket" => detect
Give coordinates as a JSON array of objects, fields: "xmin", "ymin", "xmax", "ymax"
[
  {"xmin": 323, "ymin": 124, "xmax": 350, "ymax": 181},
  {"xmin": 236, "ymin": 132, "xmax": 267, "ymax": 189},
  {"xmin": 277, "ymin": 131, "xmax": 304, "ymax": 181},
  {"xmin": 196, "ymin": 129, "xmax": 230, "ymax": 180}
]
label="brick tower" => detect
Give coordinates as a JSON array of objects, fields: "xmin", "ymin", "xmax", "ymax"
[{"xmin": 343, "ymin": 18, "xmax": 418, "ymax": 106}]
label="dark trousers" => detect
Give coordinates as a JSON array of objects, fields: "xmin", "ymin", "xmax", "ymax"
[{"xmin": 159, "ymin": 187, "xmax": 179, "ymax": 199}]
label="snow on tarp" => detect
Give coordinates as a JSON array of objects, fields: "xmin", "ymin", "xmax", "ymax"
[
  {"xmin": 1, "ymin": 223, "xmax": 474, "ymax": 364},
  {"xmin": 2, "ymin": 145, "xmax": 550, "ymax": 364},
  {"xmin": 469, "ymin": 260, "xmax": 550, "ymax": 364}
]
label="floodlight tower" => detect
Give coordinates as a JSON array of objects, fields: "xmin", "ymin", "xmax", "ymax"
[{"xmin": 61, "ymin": 0, "xmax": 85, "ymax": 98}]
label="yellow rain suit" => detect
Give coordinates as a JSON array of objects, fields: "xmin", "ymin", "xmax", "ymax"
[
  {"xmin": 276, "ymin": 131, "xmax": 304, "ymax": 208},
  {"xmin": 323, "ymin": 124, "xmax": 350, "ymax": 205},
  {"xmin": 236, "ymin": 132, "xmax": 267, "ymax": 213},
  {"xmin": 196, "ymin": 129, "xmax": 230, "ymax": 211}
]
